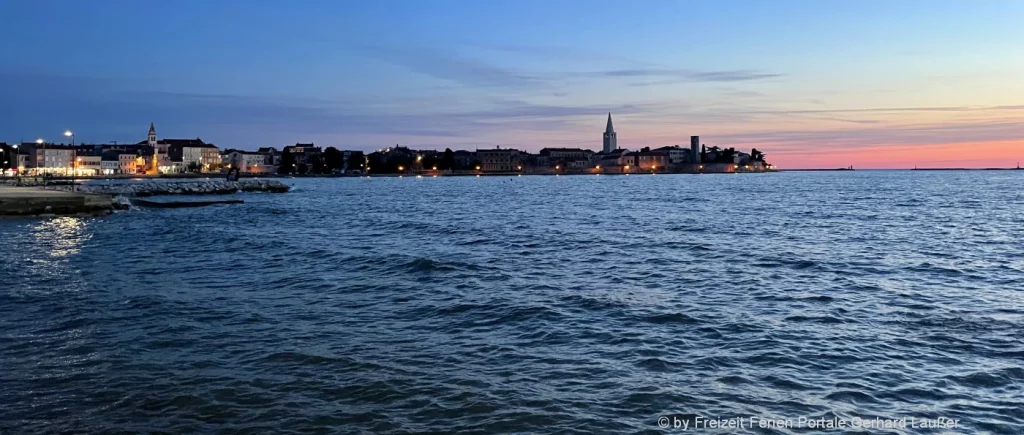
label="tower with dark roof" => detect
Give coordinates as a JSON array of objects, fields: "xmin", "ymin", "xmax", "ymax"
[
  {"xmin": 147, "ymin": 123, "xmax": 157, "ymax": 147},
  {"xmin": 602, "ymin": 113, "xmax": 617, "ymax": 153}
]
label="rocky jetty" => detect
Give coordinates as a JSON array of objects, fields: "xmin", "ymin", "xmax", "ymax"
[{"xmin": 56, "ymin": 180, "xmax": 290, "ymax": 197}]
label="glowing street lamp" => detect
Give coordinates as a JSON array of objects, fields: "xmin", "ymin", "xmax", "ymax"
[
  {"xmin": 64, "ymin": 130, "xmax": 75, "ymax": 146},
  {"xmin": 35, "ymin": 138, "xmax": 45, "ymax": 175},
  {"xmin": 432, "ymin": 166, "xmax": 438, "ymax": 171}
]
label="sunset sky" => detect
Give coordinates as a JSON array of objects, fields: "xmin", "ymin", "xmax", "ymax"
[{"xmin": 2, "ymin": 0, "xmax": 1022, "ymax": 168}]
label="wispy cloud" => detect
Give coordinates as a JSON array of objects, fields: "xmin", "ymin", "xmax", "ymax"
[
  {"xmin": 579, "ymin": 68, "xmax": 781, "ymax": 85},
  {"xmin": 351, "ymin": 45, "xmax": 547, "ymax": 89},
  {"xmin": 0, "ymin": 72, "xmax": 678, "ymax": 148}
]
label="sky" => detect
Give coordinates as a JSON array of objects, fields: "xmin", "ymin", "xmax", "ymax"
[{"xmin": 1, "ymin": 0, "xmax": 1022, "ymax": 169}]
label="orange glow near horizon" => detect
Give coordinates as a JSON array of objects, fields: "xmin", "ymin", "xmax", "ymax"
[{"xmin": 769, "ymin": 140, "xmax": 1024, "ymax": 169}]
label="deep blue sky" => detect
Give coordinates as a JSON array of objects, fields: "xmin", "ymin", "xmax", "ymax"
[{"xmin": 2, "ymin": 0, "xmax": 1023, "ymax": 167}]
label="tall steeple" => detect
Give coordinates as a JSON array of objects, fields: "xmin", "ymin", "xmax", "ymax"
[
  {"xmin": 147, "ymin": 122, "xmax": 157, "ymax": 147},
  {"xmin": 602, "ymin": 112, "xmax": 617, "ymax": 153}
]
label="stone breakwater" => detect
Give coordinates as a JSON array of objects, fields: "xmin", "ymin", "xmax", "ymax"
[{"xmin": 58, "ymin": 180, "xmax": 290, "ymax": 197}]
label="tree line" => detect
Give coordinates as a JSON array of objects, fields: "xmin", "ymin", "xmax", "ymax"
[{"xmin": 278, "ymin": 147, "xmax": 367, "ymax": 175}]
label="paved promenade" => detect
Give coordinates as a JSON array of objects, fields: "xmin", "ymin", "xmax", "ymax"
[{"xmin": 0, "ymin": 186, "xmax": 114, "ymax": 216}]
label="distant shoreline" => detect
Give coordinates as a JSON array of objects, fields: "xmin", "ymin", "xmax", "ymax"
[
  {"xmin": 782, "ymin": 167, "xmax": 1022, "ymax": 172},
  {"xmin": 7, "ymin": 167, "xmax": 1020, "ymax": 182}
]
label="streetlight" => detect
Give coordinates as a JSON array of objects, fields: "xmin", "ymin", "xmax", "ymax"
[
  {"xmin": 64, "ymin": 130, "xmax": 75, "ymax": 146},
  {"xmin": 36, "ymin": 138, "xmax": 45, "ymax": 176},
  {"xmin": 73, "ymin": 157, "xmax": 81, "ymax": 190}
]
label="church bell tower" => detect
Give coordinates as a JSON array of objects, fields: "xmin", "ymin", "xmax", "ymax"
[
  {"xmin": 147, "ymin": 122, "xmax": 157, "ymax": 147},
  {"xmin": 602, "ymin": 113, "xmax": 617, "ymax": 153}
]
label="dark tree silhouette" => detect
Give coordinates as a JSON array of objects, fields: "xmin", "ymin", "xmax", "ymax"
[
  {"xmin": 347, "ymin": 151, "xmax": 366, "ymax": 172},
  {"xmin": 323, "ymin": 147, "xmax": 344, "ymax": 171},
  {"xmin": 278, "ymin": 148, "xmax": 295, "ymax": 174},
  {"xmin": 441, "ymin": 148, "xmax": 455, "ymax": 170},
  {"xmin": 0, "ymin": 144, "xmax": 13, "ymax": 171},
  {"xmin": 309, "ymin": 154, "xmax": 326, "ymax": 174}
]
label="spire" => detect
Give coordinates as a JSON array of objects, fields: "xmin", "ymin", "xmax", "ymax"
[
  {"xmin": 605, "ymin": 112, "xmax": 614, "ymax": 133},
  {"xmin": 149, "ymin": 122, "xmax": 156, "ymax": 133}
]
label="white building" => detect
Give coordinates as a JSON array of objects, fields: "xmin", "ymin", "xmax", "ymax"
[
  {"xmin": 76, "ymin": 155, "xmax": 102, "ymax": 175},
  {"xmin": 35, "ymin": 146, "xmax": 76, "ymax": 174},
  {"xmin": 119, "ymin": 153, "xmax": 139, "ymax": 174},
  {"xmin": 226, "ymin": 150, "xmax": 271, "ymax": 173},
  {"xmin": 183, "ymin": 145, "xmax": 221, "ymax": 171},
  {"xmin": 101, "ymin": 159, "xmax": 119, "ymax": 175}
]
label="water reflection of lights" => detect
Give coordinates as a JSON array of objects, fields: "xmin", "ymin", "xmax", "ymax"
[{"xmin": 33, "ymin": 217, "xmax": 90, "ymax": 258}]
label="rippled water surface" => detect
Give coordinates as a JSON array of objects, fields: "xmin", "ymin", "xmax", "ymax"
[{"xmin": 2, "ymin": 171, "xmax": 1023, "ymax": 434}]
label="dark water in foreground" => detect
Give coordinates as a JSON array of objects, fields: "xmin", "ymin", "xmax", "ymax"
[{"xmin": 2, "ymin": 171, "xmax": 1023, "ymax": 434}]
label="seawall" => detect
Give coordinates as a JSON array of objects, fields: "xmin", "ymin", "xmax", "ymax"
[{"xmin": 0, "ymin": 187, "xmax": 116, "ymax": 216}]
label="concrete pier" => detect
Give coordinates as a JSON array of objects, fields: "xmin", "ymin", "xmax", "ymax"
[{"xmin": 0, "ymin": 187, "xmax": 115, "ymax": 216}]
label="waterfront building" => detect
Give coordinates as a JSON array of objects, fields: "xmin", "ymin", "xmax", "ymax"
[
  {"xmin": 118, "ymin": 152, "xmax": 138, "ymax": 174},
  {"xmin": 184, "ymin": 145, "xmax": 220, "ymax": 171},
  {"xmin": 539, "ymin": 147, "xmax": 593, "ymax": 160},
  {"xmin": 225, "ymin": 150, "xmax": 270, "ymax": 173},
  {"xmin": 100, "ymin": 151, "xmax": 121, "ymax": 175},
  {"xmin": 452, "ymin": 150, "xmax": 476, "ymax": 168},
  {"xmin": 539, "ymin": 147, "xmax": 593, "ymax": 169},
  {"xmin": 637, "ymin": 150, "xmax": 670, "ymax": 170},
  {"xmin": 652, "ymin": 145, "xmax": 692, "ymax": 165},
  {"xmin": 283, "ymin": 143, "xmax": 322, "ymax": 166},
  {"xmin": 17, "ymin": 153, "xmax": 29, "ymax": 173},
  {"xmin": 618, "ymin": 151, "xmax": 638, "ymax": 168},
  {"xmin": 477, "ymin": 147, "xmax": 522, "ymax": 172},
  {"xmin": 257, "ymin": 147, "xmax": 281, "ymax": 166},
  {"xmin": 597, "ymin": 148, "xmax": 629, "ymax": 169},
  {"xmin": 75, "ymin": 151, "xmax": 102, "ymax": 175},
  {"xmin": 602, "ymin": 113, "xmax": 617, "ymax": 153},
  {"xmin": 21, "ymin": 143, "xmax": 76, "ymax": 175}
]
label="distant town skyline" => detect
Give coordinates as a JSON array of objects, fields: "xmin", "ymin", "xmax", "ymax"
[{"xmin": 1, "ymin": 0, "xmax": 1022, "ymax": 169}]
